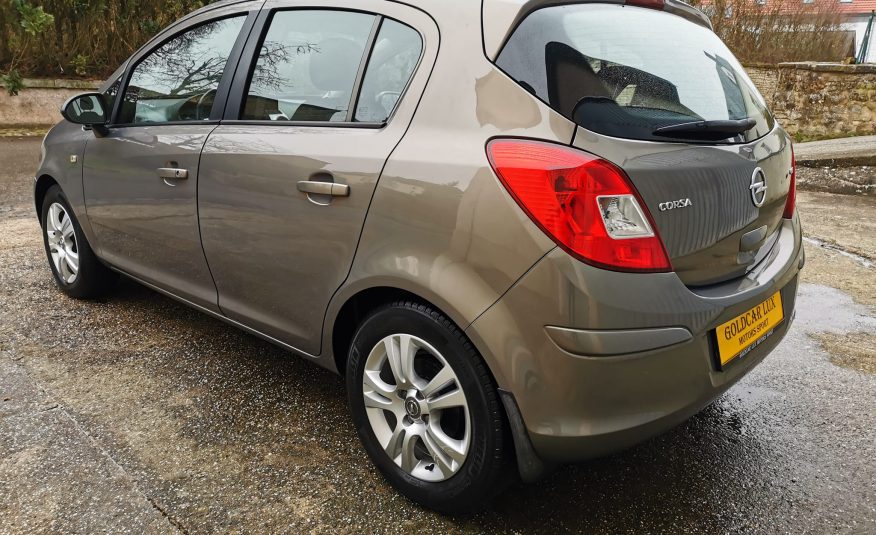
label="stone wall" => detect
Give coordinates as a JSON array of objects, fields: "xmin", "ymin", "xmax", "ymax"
[
  {"xmin": 746, "ymin": 62, "xmax": 876, "ymax": 141},
  {"xmin": 0, "ymin": 79, "xmax": 99, "ymax": 127},
  {"xmin": 2, "ymin": 67, "xmax": 875, "ymax": 141}
]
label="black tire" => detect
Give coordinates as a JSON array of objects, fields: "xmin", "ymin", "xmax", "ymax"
[
  {"xmin": 40, "ymin": 185, "xmax": 117, "ymax": 299},
  {"xmin": 346, "ymin": 301, "xmax": 513, "ymax": 514}
]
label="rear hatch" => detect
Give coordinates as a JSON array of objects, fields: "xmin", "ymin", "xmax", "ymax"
[{"xmin": 494, "ymin": 2, "xmax": 794, "ymax": 285}]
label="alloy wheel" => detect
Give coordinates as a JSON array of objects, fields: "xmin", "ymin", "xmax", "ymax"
[
  {"xmin": 362, "ymin": 333, "xmax": 471, "ymax": 482},
  {"xmin": 45, "ymin": 202, "xmax": 79, "ymax": 284}
]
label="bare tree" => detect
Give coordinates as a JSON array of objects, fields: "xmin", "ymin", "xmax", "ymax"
[{"xmin": 690, "ymin": 0, "xmax": 853, "ymax": 64}]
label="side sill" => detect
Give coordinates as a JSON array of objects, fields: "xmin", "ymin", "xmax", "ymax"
[{"xmin": 108, "ymin": 266, "xmax": 326, "ymax": 366}]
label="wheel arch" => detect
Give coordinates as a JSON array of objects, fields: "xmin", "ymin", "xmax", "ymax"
[
  {"xmin": 34, "ymin": 174, "xmax": 60, "ymax": 218},
  {"xmin": 330, "ymin": 283, "xmax": 546, "ymax": 485},
  {"xmin": 329, "ymin": 285, "xmax": 453, "ymax": 376}
]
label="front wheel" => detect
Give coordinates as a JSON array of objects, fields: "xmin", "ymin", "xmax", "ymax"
[
  {"xmin": 41, "ymin": 185, "xmax": 117, "ymax": 299},
  {"xmin": 346, "ymin": 301, "xmax": 513, "ymax": 514}
]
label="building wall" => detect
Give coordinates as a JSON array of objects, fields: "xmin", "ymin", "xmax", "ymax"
[
  {"xmin": 747, "ymin": 62, "xmax": 876, "ymax": 140},
  {"xmin": 842, "ymin": 14, "xmax": 876, "ymax": 63}
]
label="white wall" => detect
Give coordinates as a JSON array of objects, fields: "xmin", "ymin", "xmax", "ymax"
[{"xmin": 843, "ymin": 14, "xmax": 876, "ymax": 63}]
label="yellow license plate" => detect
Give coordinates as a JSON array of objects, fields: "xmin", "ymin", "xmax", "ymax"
[{"xmin": 716, "ymin": 291, "xmax": 784, "ymax": 366}]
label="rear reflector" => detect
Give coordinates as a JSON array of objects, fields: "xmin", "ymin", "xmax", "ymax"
[
  {"xmin": 783, "ymin": 146, "xmax": 796, "ymax": 219},
  {"xmin": 486, "ymin": 139, "xmax": 671, "ymax": 273}
]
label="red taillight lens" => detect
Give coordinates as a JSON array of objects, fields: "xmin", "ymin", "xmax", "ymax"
[
  {"xmin": 486, "ymin": 139, "xmax": 671, "ymax": 273},
  {"xmin": 783, "ymin": 146, "xmax": 796, "ymax": 219},
  {"xmin": 625, "ymin": 0, "xmax": 665, "ymax": 9}
]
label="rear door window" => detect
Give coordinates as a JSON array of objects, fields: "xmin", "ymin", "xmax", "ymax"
[
  {"xmin": 496, "ymin": 4, "xmax": 774, "ymax": 143},
  {"xmin": 242, "ymin": 10, "xmax": 375, "ymax": 122}
]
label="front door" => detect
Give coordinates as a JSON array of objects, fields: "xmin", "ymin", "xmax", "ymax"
[
  {"xmin": 198, "ymin": 5, "xmax": 431, "ymax": 354},
  {"xmin": 83, "ymin": 12, "xmax": 251, "ymax": 309}
]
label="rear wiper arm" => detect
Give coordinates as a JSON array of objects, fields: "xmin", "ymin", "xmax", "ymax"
[{"xmin": 652, "ymin": 118, "xmax": 756, "ymax": 140}]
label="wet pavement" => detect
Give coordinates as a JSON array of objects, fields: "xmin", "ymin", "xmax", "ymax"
[{"xmin": 1, "ymin": 137, "xmax": 875, "ymax": 534}]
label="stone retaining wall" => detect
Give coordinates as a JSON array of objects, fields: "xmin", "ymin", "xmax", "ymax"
[
  {"xmin": 0, "ymin": 78, "xmax": 99, "ymax": 127},
  {"xmin": 2, "ymin": 66, "xmax": 875, "ymax": 141},
  {"xmin": 746, "ymin": 62, "xmax": 876, "ymax": 141}
]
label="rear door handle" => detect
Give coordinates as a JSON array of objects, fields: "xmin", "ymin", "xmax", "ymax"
[
  {"xmin": 297, "ymin": 181, "xmax": 350, "ymax": 197},
  {"xmin": 157, "ymin": 167, "xmax": 188, "ymax": 179}
]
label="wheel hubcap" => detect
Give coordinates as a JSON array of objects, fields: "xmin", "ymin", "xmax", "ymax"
[
  {"xmin": 362, "ymin": 333, "xmax": 471, "ymax": 482},
  {"xmin": 404, "ymin": 397, "xmax": 422, "ymax": 419},
  {"xmin": 45, "ymin": 202, "xmax": 79, "ymax": 284}
]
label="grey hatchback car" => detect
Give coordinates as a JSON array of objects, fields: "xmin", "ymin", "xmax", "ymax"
[{"xmin": 36, "ymin": 0, "xmax": 802, "ymax": 513}]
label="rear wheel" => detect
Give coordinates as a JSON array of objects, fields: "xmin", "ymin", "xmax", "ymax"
[
  {"xmin": 41, "ymin": 185, "xmax": 117, "ymax": 299},
  {"xmin": 346, "ymin": 301, "xmax": 513, "ymax": 513}
]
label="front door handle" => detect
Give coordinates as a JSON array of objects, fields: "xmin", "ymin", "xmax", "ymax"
[
  {"xmin": 157, "ymin": 167, "xmax": 188, "ymax": 180},
  {"xmin": 297, "ymin": 181, "xmax": 350, "ymax": 197}
]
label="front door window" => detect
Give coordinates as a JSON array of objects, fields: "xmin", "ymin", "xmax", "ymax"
[{"xmin": 119, "ymin": 16, "xmax": 246, "ymax": 124}]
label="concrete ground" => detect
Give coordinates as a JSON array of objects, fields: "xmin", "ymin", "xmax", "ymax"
[{"xmin": 1, "ymin": 137, "xmax": 875, "ymax": 534}]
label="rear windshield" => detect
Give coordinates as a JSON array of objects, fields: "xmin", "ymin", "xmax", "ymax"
[{"xmin": 496, "ymin": 4, "xmax": 774, "ymax": 143}]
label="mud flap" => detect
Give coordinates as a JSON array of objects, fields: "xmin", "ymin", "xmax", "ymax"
[{"xmin": 498, "ymin": 389, "xmax": 555, "ymax": 483}]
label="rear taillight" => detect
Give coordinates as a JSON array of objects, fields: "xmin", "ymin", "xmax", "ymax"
[
  {"xmin": 486, "ymin": 139, "xmax": 671, "ymax": 273},
  {"xmin": 625, "ymin": 0, "xmax": 665, "ymax": 9},
  {"xmin": 783, "ymin": 146, "xmax": 796, "ymax": 219}
]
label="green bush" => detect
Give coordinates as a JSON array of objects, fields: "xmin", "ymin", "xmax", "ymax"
[
  {"xmin": 2, "ymin": 0, "xmax": 853, "ymax": 86},
  {"xmin": 1, "ymin": 0, "xmax": 211, "ymax": 82},
  {"xmin": 2, "ymin": 69, "xmax": 23, "ymax": 96}
]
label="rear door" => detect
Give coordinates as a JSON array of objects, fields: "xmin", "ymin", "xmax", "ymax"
[
  {"xmin": 82, "ymin": 5, "xmax": 256, "ymax": 308},
  {"xmin": 198, "ymin": 1, "xmax": 435, "ymax": 354},
  {"xmin": 496, "ymin": 3, "xmax": 794, "ymax": 286}
]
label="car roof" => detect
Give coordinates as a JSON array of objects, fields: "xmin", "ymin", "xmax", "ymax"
[
  {"xmin": 480, "ymin": 0, "xmax": 712, "ymax": 60},
  {"xmin": 180, "ymin": 0, "xmax": 255, "ymax": 22}
]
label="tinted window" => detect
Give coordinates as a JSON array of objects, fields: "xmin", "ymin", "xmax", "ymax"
[
  {"xmin": 497, "ymin": 5, "xmax": 774, "ymax": 143},
  {"xmin": 354, "ymin": 19, "xmax": 422, "ymax": 123},
  {"xmin": 119, "ymin": 16, "xmax": 246, "ymax": 124},
  {"xmin": 242, "ymin": 10, "xmax": 375, "ymax": 122}
]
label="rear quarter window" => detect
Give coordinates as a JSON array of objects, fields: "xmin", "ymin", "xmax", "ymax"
[{"xmin": 354, "ymin": 19, "xmax": 422, "ymax": 123}]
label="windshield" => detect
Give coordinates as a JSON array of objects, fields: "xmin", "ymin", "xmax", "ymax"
[{"xmin": 496, "ymin": 4, "xmax": 774, "ymax": 143}]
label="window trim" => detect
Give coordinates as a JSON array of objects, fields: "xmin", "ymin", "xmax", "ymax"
[
  {"xmin": 224, "ymin": 6, "xmax": 424, "ymax": 128},
  {"xmin": 347, "ymin": 15, "xmax": 383, "ymax": 122},
  {"xmin": 220, "ymin": 119, "xmax": 386, "ymax": 128},
  {"xmin": 108, "ymin": 10, "xmax": 258, "ymax": 128}
]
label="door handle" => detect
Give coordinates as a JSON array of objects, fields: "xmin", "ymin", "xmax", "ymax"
[
  {"xmin": 297, "ymin": 181, "xmax": 349, "ymax": 197},
  {"xmin": 157, "ymin": 167, "xmax": 189, "ymax": 179}
]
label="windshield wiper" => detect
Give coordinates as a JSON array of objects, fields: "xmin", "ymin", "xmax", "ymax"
[{"xmin": 652, "ymin": 118, "xmax": 756, "ymax": 140}]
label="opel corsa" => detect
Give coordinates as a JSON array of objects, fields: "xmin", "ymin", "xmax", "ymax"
[{"xmin": 36, "ymin": 0, "xmax": 803, "ymax": 513}]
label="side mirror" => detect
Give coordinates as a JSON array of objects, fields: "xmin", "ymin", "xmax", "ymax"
[{"xmin": 60, "ymin": 92, "xmax": 109, "ymax": 135}]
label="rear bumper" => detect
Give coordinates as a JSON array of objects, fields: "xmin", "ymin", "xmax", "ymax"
[{"xmin": 466, "ymin": 214, "xmax": 803, "ymax": 463}]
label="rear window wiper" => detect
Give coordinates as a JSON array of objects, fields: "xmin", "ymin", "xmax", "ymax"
[{"xmin": 652, "ymin": 118, "xmax": 756, "ymax": 140}]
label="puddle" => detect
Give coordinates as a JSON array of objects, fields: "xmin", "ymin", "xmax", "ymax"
[
  {"xmin": 803, "ymin": 237, "xmax": 874, "ymax": 269},
  {"xmin": 794, "ymin": 283, "xmax": 876, "ymax": 374}
]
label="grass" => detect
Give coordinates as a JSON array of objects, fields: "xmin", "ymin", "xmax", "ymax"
[{"xmin": 0, "ymin": 124, "xmax": 51, "ymax": 137}]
